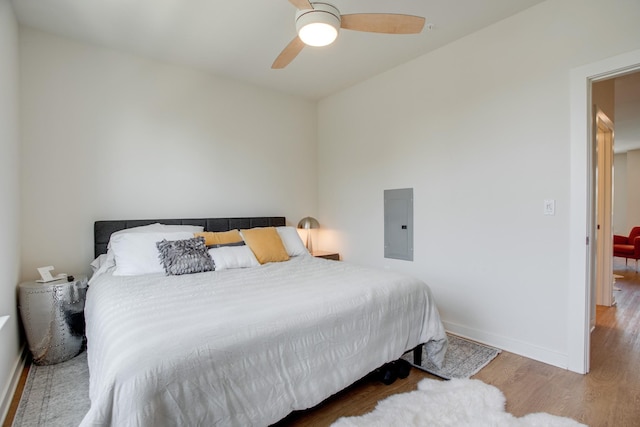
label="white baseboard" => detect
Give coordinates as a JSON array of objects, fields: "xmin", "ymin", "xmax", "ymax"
[
  {"xmin": 0, "ymin": 345, "xmax": 27, "ymax": 426},
  {"xmin": 442, "ymin": 321, "xmax": 570, "ymax": 370}
]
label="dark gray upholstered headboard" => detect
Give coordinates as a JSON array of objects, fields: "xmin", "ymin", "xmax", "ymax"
[{"xmin": 94, "ymin": 217, "xmax": 286, "ymax": 258}]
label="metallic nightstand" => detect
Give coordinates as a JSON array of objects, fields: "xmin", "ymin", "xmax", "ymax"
[{"xmin": 18, "ymin": 275, "xmax": 88, "ymax": 365}]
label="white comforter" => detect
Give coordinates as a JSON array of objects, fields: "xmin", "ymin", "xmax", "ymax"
[{"xmin": 80, "ymin": 255, "xmax": 447, "ymax": 427}]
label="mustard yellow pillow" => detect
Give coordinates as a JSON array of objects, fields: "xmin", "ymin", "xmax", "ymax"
[
  {"xmin": 194, "ymin": 230, "xmax": 243, "ymax": 247},
  {"xmin": 240, "ymin": 227, "xmax": 290, "ymax": 264}
]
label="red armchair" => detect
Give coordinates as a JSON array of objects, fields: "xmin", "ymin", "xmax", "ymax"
[{"xmin": 613, "ymin": 227, "xmax": 640, "ymax": 263}]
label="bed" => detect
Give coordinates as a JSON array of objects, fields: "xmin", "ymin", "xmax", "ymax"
[{"xmin": 80, "ymin": 216, "xmax": 447, "ymax": 426}]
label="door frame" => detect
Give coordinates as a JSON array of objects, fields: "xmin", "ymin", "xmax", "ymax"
[{"xmin": 569, "ymin": 48, "xmax": 640, "ymax": 374}]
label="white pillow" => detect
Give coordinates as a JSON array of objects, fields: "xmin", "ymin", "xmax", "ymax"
[
  {"xmin": 145, "ymin": 223, "xmax": 204, "ymax": 232},
  {"xmin": 276, "ymin": 226, "xmax": 309, "ymax": 257},
  {"xmin": 104, "ymin": 223, "xmax": 205, "ymax": 273},
  {"xmin": 208, "ymin": 245, "xmax": 259, "ymax": 270},
  {"xmin": 90, "ymin": 254, "xmax": 108, "ymax": 273},
  {"xmin": 109, "ymin": 223, "xmax": 203, "ymax": 241},
  {"xmin": 89, "ymin": 254, "xmax": 115, "ymax": 284},
  {"xmin": 111, "ymin": 231, "xmax": 195, "ymax": 276}
]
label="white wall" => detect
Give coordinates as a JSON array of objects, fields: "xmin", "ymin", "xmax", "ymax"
[
  {"xmin": 614, "ymin": 73, "xmax": 640, "ymax": 153},
  {"xmin": 612, "ymin": 72, "xmax": 640, "ymax": 235},
  {"xmin": 614, "ymin": 150, "xmax": 640, "ymax": 235},
  {"xmin": 19, "ymin": 28, "xmax": 318, "ymax": 280},
  {"xmin": 613, "ymin": 153, "xmax": 628, "ymax": 235},
  {"xmin": 318, "ymin": 0, "xmax": 640, "ymax": 368},
  {"xmin": 626, "ymin": 150, "xmax": 640, "ymax": 230},
  {"xmin": 0, "ymin": 0, "xmax": 22, "ymax": 421}
]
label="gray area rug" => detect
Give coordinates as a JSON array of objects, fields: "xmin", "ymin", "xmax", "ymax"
[
  {"xmin": 402, "ymin": 333, "xmax": 501, "ymax": 379},
  {"xmin": 12, "ymin": 351, "xmax": 90, "ymax": 427},
  {"xmin": 12, "ymin": 334, "xmax": 500, "ymax": 426}
]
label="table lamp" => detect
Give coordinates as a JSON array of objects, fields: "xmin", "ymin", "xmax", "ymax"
[{"xmin": 297, "ymin": 216, "xmax": 320, "ymax": 254}]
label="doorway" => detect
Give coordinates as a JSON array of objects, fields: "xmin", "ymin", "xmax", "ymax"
[{"xmin": 569, "ymin": 48, "xmax": 640, "ymax": 375}]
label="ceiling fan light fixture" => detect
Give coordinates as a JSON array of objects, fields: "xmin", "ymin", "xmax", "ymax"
[
  {"xmin": 274, "ymin": 1, "xmax": 426, "ymax": 69},
  {"xmin": 298, "ymin": 22, "xmax": 338, "ymax": 46},
  {"xmin": 295, "ymin": 3, "xmax": 341, "ymax": 47}
]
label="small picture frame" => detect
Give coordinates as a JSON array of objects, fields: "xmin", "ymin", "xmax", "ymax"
[
  {"xmin": 37, "ymin": 266, "xmax": 55, "ymax": 282},
  {"xmin": 36, "ymin": 266, "xmax": 66, "ymax": 283}
]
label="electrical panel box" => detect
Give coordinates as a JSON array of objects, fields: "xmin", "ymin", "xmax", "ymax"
[{"xmin": 384, "ymin": 188, "xmax": 413, "ymax": 261}]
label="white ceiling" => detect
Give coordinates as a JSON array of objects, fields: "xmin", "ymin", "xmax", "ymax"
[{"xmin": 11, "ymin": 0, "xmax": 546, "ymax": 100}]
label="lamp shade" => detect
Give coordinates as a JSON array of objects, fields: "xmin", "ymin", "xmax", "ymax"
[
  {"xmin": 295, "ymin": 3, "xmax": 340, "ymax": 47},
  {"xmin": 297, "ymin": 216, "xmax": 319, "ymax": 253},
  {"xmin": 297, "ymin": 216, "xmax": 320, "ymax": 230}
]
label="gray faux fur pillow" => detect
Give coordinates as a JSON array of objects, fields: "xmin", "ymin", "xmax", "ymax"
[{"xmin": 156, "ymin": 236, "xmax": 215, "ymax": 276}]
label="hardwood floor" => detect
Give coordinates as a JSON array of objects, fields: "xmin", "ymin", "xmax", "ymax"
[
  {"xmin": 5, "ymin": 258, "xmax": 640, "ymax": 426},
  {"xmin": 277, "ymin": 258, "xmax": 640, "ymax": 426},
  {"xmin": 2, "ymin": 362, "xmax": 28, "ymax": 427}
]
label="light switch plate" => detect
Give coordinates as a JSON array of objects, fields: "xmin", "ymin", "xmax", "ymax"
[{"xmin": 544, "ymin": 199, "xmax": 556, "ymax": 215}]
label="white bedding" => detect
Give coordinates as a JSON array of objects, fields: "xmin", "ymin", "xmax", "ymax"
[{"xmin": 81, "ymin": 255, "xmax": 447, "ymax": 427}]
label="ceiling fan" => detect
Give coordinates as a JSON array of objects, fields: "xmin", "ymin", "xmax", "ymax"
[{"xmin": 272, "ymin": 0, "xmax": 426, "ymax": 69}]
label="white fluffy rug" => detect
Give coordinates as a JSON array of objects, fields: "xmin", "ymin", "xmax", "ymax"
[{"xmin": 332, "ymin": 379, "xmax": 586, "ymax": 427}]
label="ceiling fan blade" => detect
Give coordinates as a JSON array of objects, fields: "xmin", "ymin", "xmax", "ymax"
[
  {"xmin": 340, "ymin": 14, "xmax": 426, "ymax": 34},
  {"xmin": 288, "ymin": 0, "xmax": 313, "ymax": 10},
  {"xmin": 272, "ymin": 36, "xmax": 306, "ymax": 69}
]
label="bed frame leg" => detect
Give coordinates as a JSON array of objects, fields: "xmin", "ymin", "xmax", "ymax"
[{"xmin": 413, "ymin": 344, "xmax": 423, "ymax": 365}]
